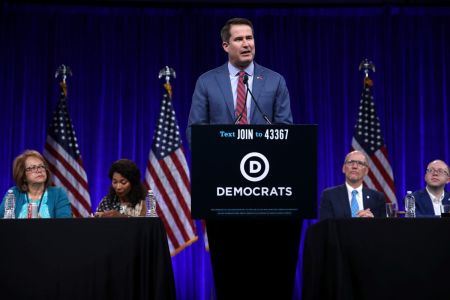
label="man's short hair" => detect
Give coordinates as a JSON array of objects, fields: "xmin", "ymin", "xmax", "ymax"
[
  {"xmin": 343, "ymin": 150, "xmax": 369, "ymax": 165},
  {"xmin": 221, "ymin": 17, "xmax": 254, "ymax": 43}
]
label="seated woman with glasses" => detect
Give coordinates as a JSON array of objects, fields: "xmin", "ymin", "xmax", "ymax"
[
  {"xmin": 0, "ymin": 149, "xmax": 72, "ymax": 218},
  {"xmin": 95, "ymin": 159, "xmax": 149, "ymax": 218}
]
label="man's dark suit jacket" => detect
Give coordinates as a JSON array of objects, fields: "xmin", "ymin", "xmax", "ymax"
[
  {"xmin": 413, "ymin": 188, "xmax": 450, "ymax": 217},
  {"xmin": 319, "ymin": 184, "xmax": 386, "ymax": 221},
  {"xmin": 187, "ymin": 62, "xmax": 292, "ymax": 144}
]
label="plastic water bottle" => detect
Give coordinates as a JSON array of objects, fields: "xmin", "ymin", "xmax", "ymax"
[
  {"xmin": 404, "ymin": 191, "xmax": 416, "ymax": 218},
  {"xmin": 145, "ymin": 190, "xmax": 158, "ymax": 217},
  {"xmin": 4, "ymin": 190, "xmax": 16, "ymax": 219}
]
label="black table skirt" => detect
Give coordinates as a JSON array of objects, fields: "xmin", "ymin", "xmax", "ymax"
[
  {"xmin": 0, "ymin": 218, "xmax": 176, "ymax": 300},
  {"xmin": 302, "ymin": 218, "xmax": 450, "ymax": 300}
]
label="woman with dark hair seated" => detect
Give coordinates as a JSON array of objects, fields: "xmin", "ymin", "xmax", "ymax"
[
  {"xmin": 0, "ymin": 149, "xmax": 72, "ymax": 218},
  {"xmin": 95, "ymin": 159, "xmax": 148, "ymax": 217}
]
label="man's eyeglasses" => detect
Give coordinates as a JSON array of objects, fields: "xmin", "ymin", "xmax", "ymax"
[
  {"xmin": 345, "ymin": 160, "xmax": 367, "ymax": 168},
  {"xmin": 25, "ymin": 165, "xmax": 46, "ymax": 173},
  {"xmin": 426, "ymin": 168, "xmax": 449, "ymax": 177}
]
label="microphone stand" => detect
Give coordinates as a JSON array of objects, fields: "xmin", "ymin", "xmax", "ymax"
[{"xmin": 245, "ymin": 80, "xmax": 272, "ymax": 125}]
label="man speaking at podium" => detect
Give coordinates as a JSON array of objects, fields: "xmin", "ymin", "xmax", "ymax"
[
  {"xmin": 187, "ymin": 18, "xmax": 300, "ymax": 300},
  {"xmin": 187, "ymin": 17, "xmax": 293, "ymax": 140}
]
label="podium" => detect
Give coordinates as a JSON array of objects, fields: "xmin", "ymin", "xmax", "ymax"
[{"xmin": 191, "ymin": 124, "xmax": 317, "ymax": 299}]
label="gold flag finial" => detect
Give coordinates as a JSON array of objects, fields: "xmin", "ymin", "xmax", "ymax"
[{"xmin": 159, "ymin": 66, "xmax": 176, "ymax": 97}]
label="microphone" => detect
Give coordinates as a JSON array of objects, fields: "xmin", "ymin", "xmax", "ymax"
[
  {"xmin": 243, "ymin": 74, "xmax": 249, "ymax": 85},
  {"xmin": 244, "ymin": 74, "xmax": 272, "ymax": 125},
  {"xmin": 234, "ymin": 75, "xmax": 250, "ymax": 124}
]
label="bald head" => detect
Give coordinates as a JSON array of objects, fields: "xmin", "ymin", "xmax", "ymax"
[
  {"xmin": 427, "ymin": 160, "xmax": 449, "ymax": 174},
  {"xmin": 342, "ymin": 150, "xmax": 369, "ymax": 188},
  {"xmin": 425, "ymin": 159, "xmax": 450, "ymax": 191},
  {"xmin": 344, "ymin": 150, "xmax": 368, "ymax": 165}
]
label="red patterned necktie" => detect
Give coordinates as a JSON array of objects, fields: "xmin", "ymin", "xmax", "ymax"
[{"xmin": 235, "ymin": 71, "xmax": 248, "ymax": 124}]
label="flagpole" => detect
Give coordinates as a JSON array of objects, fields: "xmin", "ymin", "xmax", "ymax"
[
  {"xmin": 352, "ymin": 58, "xmax": 397, "ymax": 206},
  {"xmin": 358, "ymin": 58, "xmax": 375, "ymax": 78},
  {"xmin": 158, "ymin": 66, "xmax": 176, "ymax": 97},
  {"xmin": 44, "ymin": 64, "xmax": 92, "ymax": 217},
  {"xmin": 146, "ymin": 65, "xmax": 198, "ymax": 255},
  {"xmin": 55, "ymin": 64, "xmax": 73, "ymax": 97}
]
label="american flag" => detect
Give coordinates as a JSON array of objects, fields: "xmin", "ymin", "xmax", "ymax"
[
  {"xmin": 44, "ymin": 81, "xmax": 92, "ymax": 217},
  {"xmin": 351, "ymin": 76, "xmax": 397, "ymax": 205},
  {"xmin": 145, "ymin": 82, "xmax": 197, "ymax": 255}
]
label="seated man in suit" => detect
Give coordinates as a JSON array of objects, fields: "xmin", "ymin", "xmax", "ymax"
[
  {"xmin": 414, "ymin": 159, "xmax": 450, "ymax": 217},
  {"xmin": 319, "ymin": 150, "xmax": 386, "ymax": 220}
]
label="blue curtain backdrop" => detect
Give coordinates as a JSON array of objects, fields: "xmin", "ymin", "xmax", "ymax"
[{"xmin": 1, "ymin": 2, "xmax": 450, "ymax": 299}]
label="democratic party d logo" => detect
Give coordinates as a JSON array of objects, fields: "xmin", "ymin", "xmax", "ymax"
[{"xmin": 240, "ymin": 152, "xmax": 270, "ymax": 182}]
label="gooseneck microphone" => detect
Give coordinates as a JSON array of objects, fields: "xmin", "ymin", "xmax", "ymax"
[
  {"xmin": 234, "ymin": 75, "xmax": 249, "ymax": 124},
  {"xmin": 243, "ymin": 74, "xmax": 272, "ymax": 125},
  {"xmin": 243, "ymin": 74, "xmax": 249, "ymax": 85}
]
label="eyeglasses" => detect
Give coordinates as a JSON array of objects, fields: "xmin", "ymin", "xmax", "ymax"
[
  {"xmin": 345, "ymin": 160, "xmax": 367, "ymax": 168},
  {"xmin": 426, "ymin": 168, "xmax": 449, "ymax": 176},
  {"xmin": 25, "ymin": 165, "xmax": 46, "ymax": 173}
]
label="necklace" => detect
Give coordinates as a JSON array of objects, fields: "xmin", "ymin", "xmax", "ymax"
[{"xmin": 26, "ymin": 189, "xmax": 46, "ymax": 215}]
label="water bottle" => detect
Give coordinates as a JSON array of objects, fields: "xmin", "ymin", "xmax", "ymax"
[
  {"xmin": 404, "ymin": 191, "xmax": 415, "ymax": 218},
  {"xmin": 145, "ymin": 190, "xmax": 158, "ymax": 217},
  {"xmin": 4, "ymin": 189, "xmax": 16, "ymax": 219}
]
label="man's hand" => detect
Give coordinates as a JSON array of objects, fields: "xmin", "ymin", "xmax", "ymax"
[{"xmin": 357, "ymin": 208, "xmax": 374, "ymax": 218}]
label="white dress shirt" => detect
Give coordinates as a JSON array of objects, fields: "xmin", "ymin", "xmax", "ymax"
[
  {"xmin": 345, "ymin": 182, "xmax": 364, "ymax": 212},
  {"xmin": 426, "ymin": 187, "xmax": 445, "ymax": 216},
  {"xmin": 228, "ymin": 62, "xmax": 254, "ymax": 123}
]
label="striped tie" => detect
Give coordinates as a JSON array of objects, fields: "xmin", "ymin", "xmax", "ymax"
[
  {"xmin": 351, "ymin": 190, "xmax": 359, "ymax": 217},
  {"xmin": 235, "ymin": 71, "xmax": 248, "ymax": 124}
]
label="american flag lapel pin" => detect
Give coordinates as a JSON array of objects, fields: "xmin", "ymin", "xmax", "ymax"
[{"xmin": 256, "ymin": 75, "xmax": 263, "ymax": 80}]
